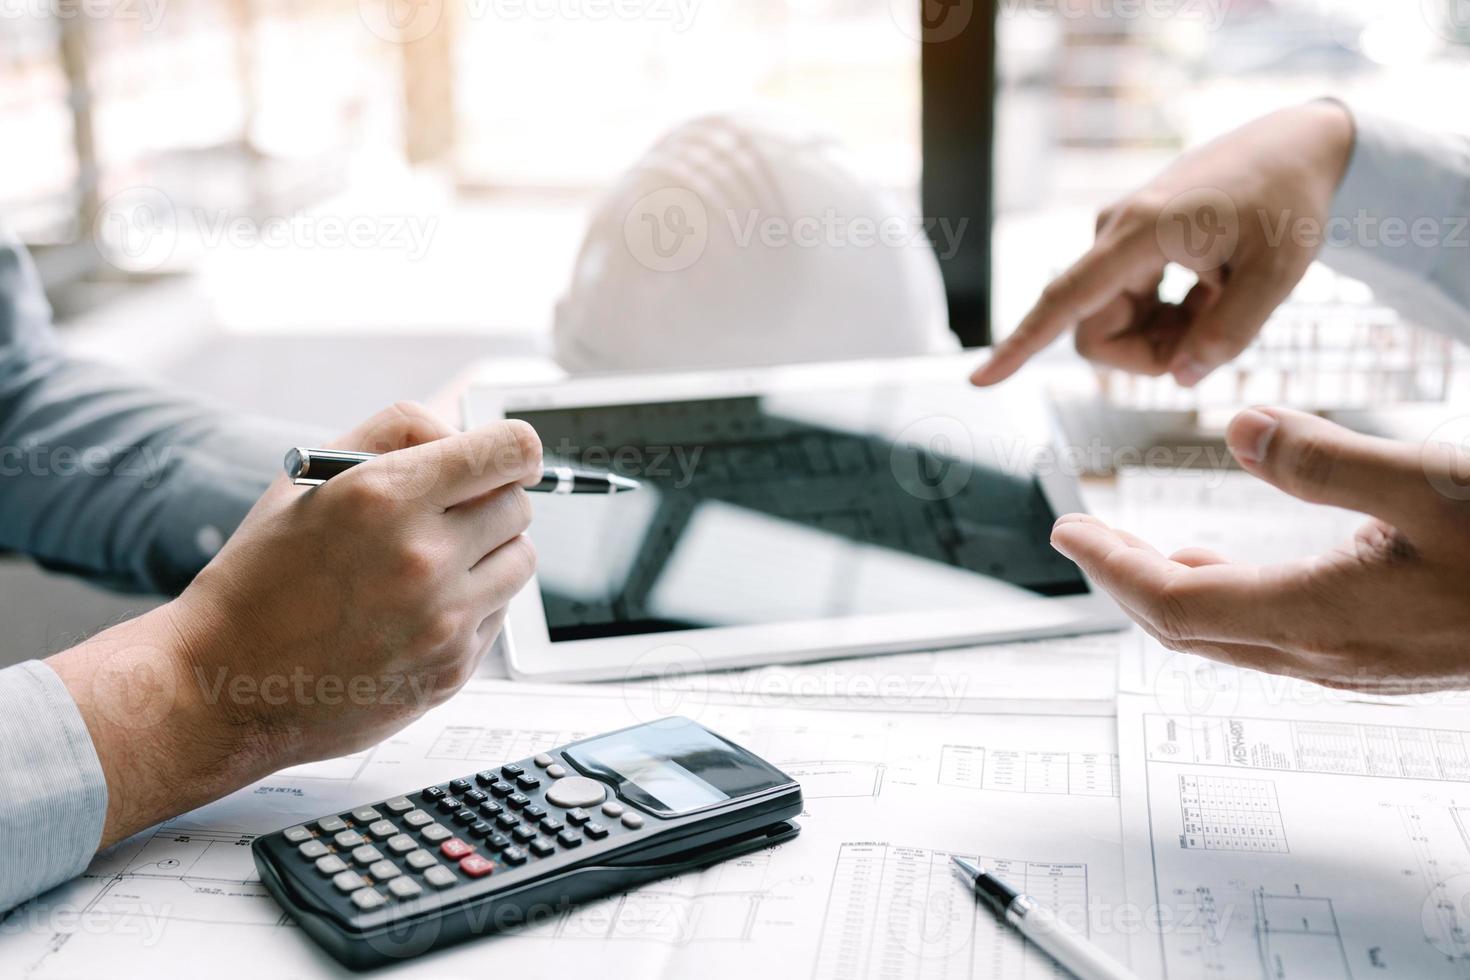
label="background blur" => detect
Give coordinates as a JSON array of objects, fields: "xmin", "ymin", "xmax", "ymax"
[{"xmin": 3, "ymin": 0, "xmax": 1470, "ymax": 646}]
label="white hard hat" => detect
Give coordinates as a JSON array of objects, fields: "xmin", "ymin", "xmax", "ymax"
[{"xmin": 553, "ymin": 112, "xmax": 958, "ymax": 374}]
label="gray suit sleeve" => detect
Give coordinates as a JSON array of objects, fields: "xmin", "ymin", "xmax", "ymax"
[
  {"xmin": 1322, "ymin": 108, "xmax": 1470, "ymax": 341},
  {"xmin": 0, "ymin": 660, "xmax": 107, "ymax": 912},
  {"xmin": 0, "ymin": 231, "xmax": 329, "ymax": 594}
]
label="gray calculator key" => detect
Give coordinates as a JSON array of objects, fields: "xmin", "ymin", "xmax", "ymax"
[
  {"xmin": 367, "ymin": 820, "xmax": 397, "ymax": 839},
  {"xmin": 388, "ymin": 877, "xmax": 423, "ymax": 899},
  {"xmin": 369, "ymin": 860, "xmax": 401, "ymax": 881},
  {"xmin": 283, "ymin": 825, "xmax": 312, "ymax": 843},
  {"xmin": 316, "ymin": 855, "xmax": 348, "ymax": 875},
  {"xmin": 601, "ymin": 801, "xmax": 625, "ymax": 817},
  {"xmin": 299, "ymin": 839, "xmax": 329, "ymax": 859},
  {"xmin": 351, "ymin": 806, "xmax": 382, "ymax": 823},
  {"xmin": 333, "ymin": 870, "xmax": 368, "ymax": 892},
  {"xmin": 405, "ymin": 850, "xmax": 438, "ymax": 870},
  {"xmin": 546, "ymin": 764, "xmax": 567, "ymax": 778},
  {"xmin": 334, "ymin": 830, "xmax": 365, "ymax": 849},
  {"xmin": 403, "ymin": 809, "xmax": 433, "ymax": 827},
  {"xmin": 424, "ymin": 866, "xmax": 457, "ymax": 889},
  {"xmin": 533, "ymin": 753, "xmax": 554, "ymax": 767},
  {"xmin": 352, "ymin": 845, "xmax": 384, "ymax": 865},
  {"xmin": 317, "ymin": 816, "xmax": 347, "ymax": 833},
  {"xmin": 387, "ymin": 834, "xmax": 417, "ymax": 854},
  {"xmin": 421, "ymin": 823, "xmax": 452, "ymax": 842},
  {"xmin": 546, "ymin": 776, "xmax": 607, "ymax": 809},
  {"xmin": 621, "ymin": 812, "xmax": 645, "ymax": 829},
  {"xmin": 385, "ymin": 796, "xmax": 414, "ymax": 813},
  {"xmin": 351, "ymin": 887, "xmax": 387, "ymax": 910}
]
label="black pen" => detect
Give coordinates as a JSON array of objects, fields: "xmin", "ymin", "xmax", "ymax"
[
  {"xmin": 951, "ymin": 856, "xmax": 1137, "ymax": 980},
  {"xmin": 283, "ymin": 448, "xmax": 640, "ymax": 494}
]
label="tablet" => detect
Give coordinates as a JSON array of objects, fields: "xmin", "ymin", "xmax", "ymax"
[{"xmin": 464, "ymin": 354, "xmax": 1125, "ymax": 682}]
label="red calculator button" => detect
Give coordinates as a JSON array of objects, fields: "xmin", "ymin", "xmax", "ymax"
[
  {"xmin": 440, "ymin": 838, "xmax": 473, "ymax": 860},
  {"xmin": 459, "ymin": 855, "xmax": 494, "ymax": 878}
]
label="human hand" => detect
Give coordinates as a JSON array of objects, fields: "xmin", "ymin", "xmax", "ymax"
[
  {"xmin": 50, "ymin": 402, "xmax": 542, "ymax": 845},
  {"xmin": 1049, "ymin": 407, "xmax": 1470, "ymax": 693},
  {"xmin": 972, "ymin": 101, "xmax": 1356, "ymax": 388}
]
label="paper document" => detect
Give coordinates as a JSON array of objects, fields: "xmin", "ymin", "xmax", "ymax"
[
  {"xmin": 1118, "ymin": 689, "xmax": 1470, "ymax": 979},
  {"xmin": 2, "ymin": 680, "xmax": 1129, "ymax": 980}
]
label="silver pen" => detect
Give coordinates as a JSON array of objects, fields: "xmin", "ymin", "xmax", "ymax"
[
  {"xmin": 283, "ymin": 448, "xmax": 640, "ymax": 494},
  {"xmin": 951, "ymin": 856, "xmax": 1138, "ymax": 980}
]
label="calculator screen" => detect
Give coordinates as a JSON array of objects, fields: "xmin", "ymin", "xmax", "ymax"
[
  {"xmin": 510, "ymin": 388, "xmax": 1088, "ymax": 643},
  {"xmin": 567, "ymin": 721, "xmax": 790, "ymax": 815}
]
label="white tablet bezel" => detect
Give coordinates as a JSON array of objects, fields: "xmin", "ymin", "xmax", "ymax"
[{"xmin": 464, "ymin": 353, "xmax": 1126, "ymax": 683}]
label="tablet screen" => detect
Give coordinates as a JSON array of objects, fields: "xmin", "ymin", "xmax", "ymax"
[{"xmin": 510, "ymin": 389, "xmax": 1087, "ymax": 643}]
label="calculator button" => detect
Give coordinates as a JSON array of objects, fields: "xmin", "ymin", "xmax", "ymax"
[
  {"xmin": 464, "ymin": 789, "xmax": 488, "ymax": 805},
  {"xmin": 440, "ymin": 838, "xmax": 474, "ymax": 860},
  {"xmin": 507, "ymin": 793, "xmax": 530, "ymax": 809},
  {"xmin": 421, "ymin": 823, "xmax": 452, "ymax": 842},
  {"xmin": 533, "ymin": 753, "xmax": 554, "ymax": 768},
  {"xmin": 511, "ymin": 824, "xmax": 536, "ymax": 843},
  {"xmin": 556, "ymin": 830, "xmax": 583, "ymax": 848},
  {"xmin": 524, "ymin": 804, "xmax": 547, "ymax": 820},
  {"xmin": 388, "ymin": 877, "xmax": 423, "ymax": 899},
  {"xmin": 351, "ymin": 806, "xmax": 381, "ymax": 823},
  {"xmin": 438, "ymin": 797, "xmax": 463, "ymax": 814},
  {"xmin": 367, "ymin": 820, "xmax": 397, "ymax": 839},
  {"xmin": 584, "ymin": 822, "xmax": 609, "ymax": 840},
  {"xmin": 489, "ymin": 781, "xmax": 514, "ymax": 798},
  {"xmin": 351, "ymin": 887, "xmax": 387, "ymax": 910},
  {"xmin": 546, "ymin": 764, "xmax": 567, "ymax": 778},
  {"xmin": 621, "ymin": 813, "xmax": 645, "ymax": 829},
  {"xmin": 495, "ymin": 812, "xmax": 519, "ymax": 829},
  {"xmin": 317, "ymin": 816, "xmax": 347, "ymax": 834},
  {"xmin": 459, "ymin": 855, "xmax": 495, "ymax": 878},
  {"xmin": 601, "ymin": 802, "xmax": 625, "ymax": 818},
  {"xmin": 453, "ymin": 810, "xmax": 479, "ymax": 826},
  {"xmin": 469, "ymin": 821, "xmax": 494, "ymax": 838},
  {"xmin": 384, "ymin": 796, "xmax": 414, "ymax": 813},
  {"xmin": 501, "ymin": 763, "xmax": 524, "ymax": 778},
  {"xmin": 315, "ymin": 855, "xmax": 348, "ymax": 875},
  {"xmin": 501, "ymin": 846, "xmax": 528, "ymax": 865},
  {"xmin": 516, "ymin": 774, "xmax": 541, "ymax": 791},
  {"xmin": 547, "ymin": 777, "xmax": 607, "ymax": 809},
  {"xmin": 539, "ymin": 816, "xmax": 565, "ymax": 834},
  {"xmin": 486, "ymin": 832, "xmax": 511, "ymax": 851},
  {"xmin": 333, "ymin": 870, "xmax": 368, "ymax": 892},
  {"xmin": 403, "ymin": 809, "xmax": 433, "ymax": 828},
  {"xmin": 283, "ymin": 825, "xmax": 312, "ymax": 843},
  {"xmin": 529, "ymin": 838, "xmax": 555, "ymax": 857},
  {"xmin": 334, "ymin": 830, "xmax": 365, "ymax": 849},
  {"xmin": 566, "ymin": 808, "xmax": 590, "ymax": 826},
  {"xmin": 421, "ymin": 786, "xmax": 446, "ymax": 802},
  {"xmin": 476, "ymin": 769, "xmax": 497, "ymax": 786},
  {"xmin": 405, "ymin": 850, "xmax": 438, "ymax": 870},
  {"xmin": 449, "ymin": 778, "xmax": 472, "ymax": 794},
  {"xmin": 299, "ymin": 840, "xmax": 329, "ymax": 859},
  {"xmin": 353, "ymin": 845, "xmax": 384, "ymax": 865},
  {"xmin": 387, "ymin": 834, "xmax": 417, "ymax": 854},
  {"xmin": 369, "ymin": 860, "xmax": 401, "ymax": 881},
  {"xmin": 479, "ymin": 800, "xmax": 503, "ymax": 817},
  {"xmin": 424, "ymin": 866, "xmax": 457, "ymax": 888}
]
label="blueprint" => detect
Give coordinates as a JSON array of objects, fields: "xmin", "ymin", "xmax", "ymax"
[
  {"xmin": 0, "ymin": 680, "xmax": 1130, "ymax": 980},
  {"xmin": 1118, "ymin": 690, "xmax": 1470, "ymax": 979}
]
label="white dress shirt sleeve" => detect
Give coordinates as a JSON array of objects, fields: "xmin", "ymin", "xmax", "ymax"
[
  {"xmin": 0, "ymin": 660, "xmax": 106, "ymax": 912},
  {"xmin": 1322, "ymin": 106, "xmax": 1470, "ymax": 342}
]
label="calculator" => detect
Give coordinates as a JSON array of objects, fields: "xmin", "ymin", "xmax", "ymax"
[{"xmin": 253, "ymin": 717, "xmax": 802, "ymax": 969}]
